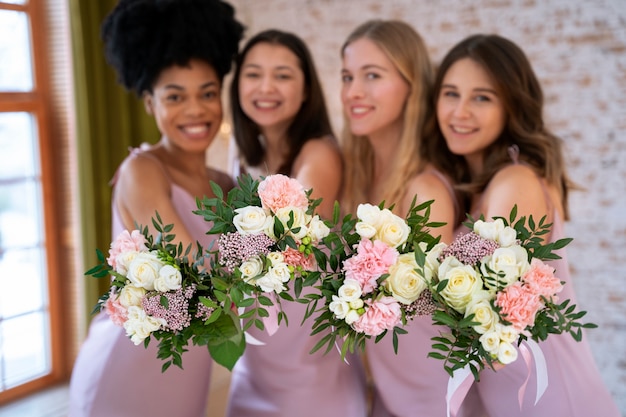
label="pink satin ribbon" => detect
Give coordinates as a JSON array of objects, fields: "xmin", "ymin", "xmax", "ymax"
[{"xmin": 446, "ymin": 340, "xmax": 547, "ymax": 417}]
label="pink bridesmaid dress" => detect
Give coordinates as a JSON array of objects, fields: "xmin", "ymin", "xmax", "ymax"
[
  {"xmin": 69, "ymin": 151, "xmax": 216, "ymax": 417},
  {"xmin": 459, "ymin": 157, "xmax": 620, "ymax": 416},
  {"xmin": 225, "ymin": 286, "xmax": 369, "ymax": 417},
  {"xmin": 366, "ymin": 170, "xmax": 460, "ymax": 417}
]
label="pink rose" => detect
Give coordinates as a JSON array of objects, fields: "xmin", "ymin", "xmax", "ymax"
[
  {"xmin": 352, "ymin": 296, "xmax": 402, "ymax": 336},
  {"xmin": 522, "ymin": 258, "xmax": 563, "ymax": 300},
  {"xmin": 282, "ymin": 247, "xmax": 315, "ymax": 271},
  {"xmin": 258, "ymin": 174, "xmax": 309, "ymax": 213},
  {"xmin": 495, "ymin": 282, "xmax": 542, "ymax": 331},
  {"xmin": 107, "ymin": 229, "xmax": 148, "ymax": 269},
  {"xmin": 104, "ymin": 291, "xmax": 128, "ymax": 326},
  {"xmin": 343, "ymin": 239, "xmax": 399, "ymax": 294}
]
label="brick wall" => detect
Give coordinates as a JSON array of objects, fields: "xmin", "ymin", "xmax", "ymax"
[{"xmin": 220, "ymin": 0, "xmax": 626, "ymax": 412}]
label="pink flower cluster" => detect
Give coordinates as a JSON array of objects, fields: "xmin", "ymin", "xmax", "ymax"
[
  {"xmin": 496, "ymin": 258, "xmax": 563, "ymax": 331},
  {"xmin": 142, "ymin": 285, "xmax": 197, "ymax": 332},
  {"xmin": 343, "ymin": 239, "xmax": 398, "ymax": 294},
  {"xmin": 258, "ymin": 174, "xmax": 309, "ymax": 213},
  {"xmin": 439, "ymin": 231, "xmax": 499, "ymax": 265},
  {"xmin": 283, "ymin": 247, "xmax": 314, "ymax": 271},
  {"xmin": 107, "ymin": 230, "xmax": 148, "ymax": 270},
  {"xmin": 352, "ymin": 296, "xmax": 402, "ymax": 336},
  {"xmin": 104, "ymin": 292, "xmax": 127, "ymax": 326},
  {"xmin": 218, "ymin": 232, "xmax": 275, "ymax": 272}
]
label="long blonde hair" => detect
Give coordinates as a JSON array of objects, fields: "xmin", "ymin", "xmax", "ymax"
[{"xmin": 340, "ymin": 20, "xmax": 433, "ymax": 214}]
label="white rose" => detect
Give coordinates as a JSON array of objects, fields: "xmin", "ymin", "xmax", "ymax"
[
  {"xmin": 355, "ymin": 222, "xmax": 377, "ymax": 239},
  {"xmin": 308, "ymin": 215, "xmax": 330, "ymax": 241},
  {"xmin": 497, "ymin": 341, "xmax": 519, "ymax": 364},
  {"xmin": 376, "ymin": 209, "xmax": 410, "ymax": 248},
  {"xmin": 465, "ymin": 292, "xmax": 498, "ymax": 334},
  {"xmin": 267, "ymin": 262, "xmax": 292, "ymax": 283},
  {"xmin": 497, "ymin": 226, "xmax": 518, "ymax": 247},
  {"xmin": 266, "ymin": 251, "xmax": 284, "ymax": 266},
  {"xmin": 239, "ymin": 256, "xmax": 264, "ymax": 282},
  {"xmin": 480, "ymin": 245, "xmax": 529, "ymax": 289},
  {"xmin": 123, "ymin": 306, "xmax": 165, "ymax": 345},
  {"xmin": 118, "ymin": 284, "xmax": 146, "ymax": 308},
  {"xmin": 473, "ymin": 218, "xmax": 505, "ymax": 241},
  {"xmin": 338, "ymin": 279, "xmax": 363, "ymax": 303},
  {"xmin": 438, "ymin": 257, "xmax": 483, "ymax": 314},
  {"xmin": 385, "ymin": 253, "xmax": 427, "ymax": 304},
  {"xmin": 329, "ymin": 295, "xmax": 350, "ymax": 319},
  {"xmin": 349, "ymin": 299, "xmax": 364, "ymax": 309},
  {"xmin": 274, "ymin": 207, "xmax": 310, "ymax": 240},
  {"xmin": 345, "ymin": 309, "xmax": 361, "ymax": 325},
  {"xmin": 126, "ymin": 251, "xmax": 165, "ymax": 290},
  {"xmin": 233, "ymin": 206, "xmax": 272, "ymax": 235},
  {"xmin": 479, "ymin": 330, "xmax": 500, "ymax": 354},
  {"xmin": 255, "ymin": 273, "xmax": 286, "ymax": 293},
  {"xmin": 114, "ymin": 250, "xmax": 142, "ymax": 275},
  {"xmin": 496, "ymin": 323, "xmax": 519, "ymax": 344},
  {"xmin": 424, "ymin": 242, "xmax": 447, "ymax": 280},
  {"xmin": 153, "ymin": 264, "xmax": 182, "ymax": 292},
  {"xmin": 356, "ymin": 203, "xmax": 382, "ymax": 226}
]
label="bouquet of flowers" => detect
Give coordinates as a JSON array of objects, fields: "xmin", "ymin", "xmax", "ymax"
[
  {"xmin": 194, "ymin": 173, "xmax": 330, "ymax": 334},
  {"xmin": 86, "ymin": 214, "xmax": 243, "ymax": 371},
  {"xmin": 424, "ymin": 207, "xmax": 596, "ymax": 380},
  {"xmin": 306, "ymin": 200, "xmax": 441, "ymax": 357}
]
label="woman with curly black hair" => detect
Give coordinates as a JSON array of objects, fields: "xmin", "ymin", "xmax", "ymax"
[{"xmin": 68, "ymin": 1, "xmax": 243, "ymax": 416}]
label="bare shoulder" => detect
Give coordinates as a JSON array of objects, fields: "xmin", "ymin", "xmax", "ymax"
[
  {"xmin": 487, "ymin": 164, "xmax": 543, "ymax": 196},
  {"xmin": 483, "ymin": 164, "xmax": 548, "ymax": 219},
  {"xmin": 116, "ymin": 151, "xmax": 169, "ymax": 192},
  {"xmin": 298, "ymin": 136, "xmax": 341, "ymax": 164}
]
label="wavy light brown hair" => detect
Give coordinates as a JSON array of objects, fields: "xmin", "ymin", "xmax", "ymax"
[
  {"xmin": 422, "ymin": 34, "xmax": 574, "ymax": 218},
  {"xmin": 340, "ymin": 20, "xmax": 433, "ymax": 214}
]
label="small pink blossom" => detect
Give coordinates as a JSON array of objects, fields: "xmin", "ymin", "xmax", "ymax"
[
  {"xmin": 107, "ymin": 230, "xmax": 148, "ymax": 269},
  {"xmin": 282, "ymin": 247, "xmax": 314, "ymax": 271},
  {"xmin": 104, "ymin": 291, "xmax": 128, "ymax": 326},
  {"xmin": 258, "ymin": 174, "xmax": 309, "ymax": 213},
  {"xmin": 522, "ymin": 258, "xmax": 563, "ymax": 300},
  {"xmin": 343, "ymin": 239, "xmax": 399, "ymax": 294},
  {"xmin": 496, "ymin": 282, "xmax": 542, "ymax": 331},
  {"xmin": 352, "ymin": 296, "xmax": 402, "ymax": 336}
]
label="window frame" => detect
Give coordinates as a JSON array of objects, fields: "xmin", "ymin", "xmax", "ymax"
[{"xmin": 0, "ymin": 0, "xmax": 68, "ymax": 403}]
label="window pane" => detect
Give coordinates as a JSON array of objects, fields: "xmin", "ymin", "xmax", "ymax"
[
  {"xmin": 0, "ymin": 112, "xmax": 40, "ymax": 179},
  {"xmin": 1, "ymin": 312, "xmax": 49, "ymax": 389},
  {"xmin": 0, "ymin": 248, "xmax": 46, "ymax": 318},
  {"xmin": 0, "ymin": 180, "xmax": 43, "ymax": 247},
  {"xmin": 0, "ymin": 10, "xmax": 33, "ymax": 92}
]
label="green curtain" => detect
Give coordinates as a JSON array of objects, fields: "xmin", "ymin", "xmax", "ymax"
[{"xmin": 69, "ymin": 0, "xmax": 160, "ymax": 325}]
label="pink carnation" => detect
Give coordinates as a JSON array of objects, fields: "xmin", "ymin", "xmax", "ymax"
[
  {"xmin": 104, "ymin": 292, "xmax": 128, "ymax": 326},
  {"xmin": 495, "ymin": 282, "xmax": 542, "ymax": 331},
  {"xmin": 107, "ymin": 229, "xmax": 148, "ymax": 269},
  {"xmin": 352, "ymin": 296, "xmax": 402, "ymax": 336},
  {"xmin": 283, "ymin": 247, "xmax": 315, "ymax": 271},
  {"xmin": 258, "ymin": 174, "xmax": 309, "ymax": 213},
  {"xmin": 343, "ymin": 239, "xmax": 398, "ymax": 294},
  {"xmin": 522, "ymin": 258, "xmax": 563, "ymax": 300}
]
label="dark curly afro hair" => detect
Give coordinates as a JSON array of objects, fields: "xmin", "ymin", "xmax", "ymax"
[{"xmin": 101, "ymin": 0, "xmax": 245, "ymax": 95}]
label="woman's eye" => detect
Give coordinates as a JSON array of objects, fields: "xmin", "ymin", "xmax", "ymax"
[
  {"xmin": 276, "ymin": 73, "xmax": 292, "ymax": 80},
  {"xmin": 441, "ymin": 90, "xmax": 459, "ymax": 98},
  {"xmin": 165, "ymin": 94, "xmax": 181, "ymax": 102},
  {"xmin": 243, "ymin": 72, "xmax": 260, "ymax": 79},
  {"xmin": 204, "ymin": 91, "xmax": 218, "ymax": 99},
  {"xmin": 366, "ymin": 72, "xmax": 380, "ymax": 80},
  {"xmin": 474, "ymin": 95, "xmax": 491, "ymax": 102},
  {"xmin": 341, "ymin": 74, "xmax": 353, "ymax": 83}
]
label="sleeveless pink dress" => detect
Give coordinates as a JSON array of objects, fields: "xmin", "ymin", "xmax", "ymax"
[
  {"xmin": 459, "ymin": 158, "xmax": 620, "ymax": 416},
  {"xmin": 367, "ymin": 170, "xmax": 461, "ymax": 417},
  {"xmin": 69, "ymin": 151, "xmax": 216, "ymax": 417},
  {"xmin": 226, "ymin": 161, "xmax": 369, "ymax": 417}
]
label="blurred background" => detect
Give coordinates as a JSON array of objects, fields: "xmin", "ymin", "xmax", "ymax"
[{"xmin": 0, "ymin": 0, "xmax": 624, "ymax": 415}]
